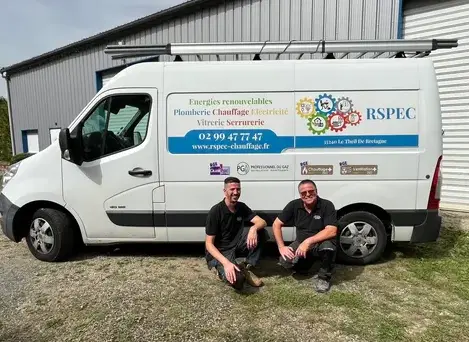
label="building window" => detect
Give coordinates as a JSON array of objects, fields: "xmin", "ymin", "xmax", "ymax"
[
  {"xmin": 21, "ymin": 129, "xmax": 39, "ymax": 153},
  {"xmin": 49, "ymin": 128, "xmax": 61, "ymax": 144}
]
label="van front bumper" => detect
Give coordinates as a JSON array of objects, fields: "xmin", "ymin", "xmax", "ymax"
[
  {"xmin": 0, "ymin": 193, "xmax": 19, "ymax": 242},
  {"xmin": 390, "ymin": 209, "xmax": 442, "ymax": 243}
]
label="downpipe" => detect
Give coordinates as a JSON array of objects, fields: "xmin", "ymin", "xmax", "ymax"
[{"xmin": 1, "ymin": 71, "xmax": 16, "ymax": 155}]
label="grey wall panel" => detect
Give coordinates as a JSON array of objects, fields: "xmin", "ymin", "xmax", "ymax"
[{"xmin": 8, "ymin": 0, "xmax": 399, "ymax": 153}]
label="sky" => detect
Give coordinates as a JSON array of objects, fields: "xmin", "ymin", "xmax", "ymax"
[{"xmin": 0, "ymin": 0, "xmax": 187, "ymax": 98}]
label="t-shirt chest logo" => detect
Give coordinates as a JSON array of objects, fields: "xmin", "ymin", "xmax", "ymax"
[
  {"xmin": 314, "ymin": 215, "xmax": 321, "ymax": 220},
  {"xmin": 237, "ymin": 216, "xmax": 242, "ymax": 222}
]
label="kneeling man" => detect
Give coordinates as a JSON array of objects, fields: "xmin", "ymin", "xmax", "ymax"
[
  {"xmin": 273, "ymin": 179, "xmax": 338, "ymax": 293},
  {"xmin": 205, "ymin": 177, "xmax": 268, "ymax": 290}
]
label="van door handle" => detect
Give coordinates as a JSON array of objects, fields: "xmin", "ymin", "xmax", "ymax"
[{"xmin": 128, "ymin": 168, "xmax": 152, "ymax": 177}]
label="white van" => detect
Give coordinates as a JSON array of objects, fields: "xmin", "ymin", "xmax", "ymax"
[{"xmin": 0, "ymin": 39, "xmax": 456, "ymax": 265}]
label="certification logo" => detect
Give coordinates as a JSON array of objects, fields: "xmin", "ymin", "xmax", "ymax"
[
  {"xmin": 210, "ymin": 162, "xmax": 230, "ymax": 175},
  {"xmin": 236, "ymin": 162, "xmax": 289, "ymax": 174},
  {"xmin": 237, "ymin": 162, "xmax": 250, "ymax": 175},
  {"xmin": 340, "ymin": 164, "xmax": 378, "ymax": 175},
  {"xmin": 300, "ymin": 161, "xmax": 333, "ymax": 175}
]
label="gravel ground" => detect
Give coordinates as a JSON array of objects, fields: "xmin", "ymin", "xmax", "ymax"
[{"xmin": 1, "ymin": 210, "xmax": 469, "ymax": 342}]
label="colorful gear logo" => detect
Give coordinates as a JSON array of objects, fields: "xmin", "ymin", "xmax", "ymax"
[
  {"xmin": 336, "ymin": 97, "xmax": 354, "ymax": 114},
  {"xmin": 345, "ymin": 110, "xmax": 362, "ymax": 126},
  {"xmin": 315, "ymin": 94, "xmax": 336, "ymax": 116},
  {"xmin": 307, "ymin": 114, "xmax": 329, "ymax": 135},
  {"xmin": 296, "ymin": 97, "xmax": 316, "ymax": 118},
  {"xmin": 328, "ymin": 112, "xmax": 347, "ymax": 132}
]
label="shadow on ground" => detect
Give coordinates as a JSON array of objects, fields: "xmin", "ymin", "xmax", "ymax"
[
  {"xmin": 68, "ymin": 241, "xmax": 366, "ymax": 286},
  {"xmin": 63, "ymin": 211, "xmax": 467, "ymax": 289},
  {"xmin": 381, "ymin": 213, "xmax": 466, "ymax": 261}
]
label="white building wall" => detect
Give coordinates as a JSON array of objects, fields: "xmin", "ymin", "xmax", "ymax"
[{"xmin": 404, "ymin": 0, "xmax": 469, "ymax": 212}]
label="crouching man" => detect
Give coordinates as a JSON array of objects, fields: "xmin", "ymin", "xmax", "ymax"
[
  {"xmin": 272, "ymin": 179, "xmax": 338, "ymax": 293},
  {"xmin": 205, "ymin": 177, "xmax": 268, "ymax": 290}
]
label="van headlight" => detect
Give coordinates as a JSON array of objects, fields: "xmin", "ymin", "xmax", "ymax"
[{"xmin": 1, "ymin": 162, "xmax": 21, "ymax": 190}]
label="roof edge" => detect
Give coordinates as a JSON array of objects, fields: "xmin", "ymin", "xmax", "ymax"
[{"xmin": 1, "ymin": 0, "xmax": 223, "ymax": 75}]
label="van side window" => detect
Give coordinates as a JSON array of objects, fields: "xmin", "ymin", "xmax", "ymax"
[{"xmin": 81, "ymin": 94, "xmax": 151, "ymax": 161}]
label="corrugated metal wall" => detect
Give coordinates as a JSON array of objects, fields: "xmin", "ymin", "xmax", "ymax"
[
  {"xmin": 8, "ymin": 0, "xmax": 400, "ymax": 153},
  {"xmin": 404, "ymin": 0, "xmax": 469, "ymax": 212}
]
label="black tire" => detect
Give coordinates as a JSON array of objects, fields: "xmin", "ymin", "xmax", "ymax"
[
  {"xmin": 25, "ymin": 208, "xmax": 76, "ymax": 262},
  {"xmin": 336, "ymin": 211, "xmax": 387, "ymax": 265}
]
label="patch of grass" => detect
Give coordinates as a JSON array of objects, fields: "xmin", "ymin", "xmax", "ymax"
[
  {"xmin": 1, "ymin": 212, "xmax": 469, "ymax": 342},
  {"xmin": 35, "ymin": 298, "xmax": 48, "ymax": 306},
  {"xmin": 327, "ymin": 291, "xmax": 365, "ymax": 310},
  {"xmin": 337, "ymin": 304, "xmax": 408, "ymax": 342},
  {"xmin": 217, "ymin": 327, "xmax": 280, "ymax": 342},
  {"xmin": 377, "ymin": 317, "xmax": 406, "ymax": 342},
  {"xmin": 45, "ymin": 318, "xmax": 64, "ymax": 329},
  {"xmin": 414, "ymin": 318, "xmax": 469, "ymax": 342},
  {"xmin": 390, "ymin": 225, "xmax": 469, "ymax": 301}
]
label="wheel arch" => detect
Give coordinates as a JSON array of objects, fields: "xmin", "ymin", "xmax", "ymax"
[
  {"xmin": 337, "ymin": 202, "xmax": 392, "ymax": 235},
  {"xmin": 12, "ymin": 200, "xmax": 83, "ymax": 244},
  {"xmin": 335, "ymin": 203, "xmax": 392, "ymax": 265}
]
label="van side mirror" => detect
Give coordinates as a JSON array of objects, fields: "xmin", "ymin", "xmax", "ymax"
[{"xmin": 59, "ymin": 127, "xmax": 84, "ymax": 166}]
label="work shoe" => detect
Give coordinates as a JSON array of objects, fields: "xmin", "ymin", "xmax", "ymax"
[
  {"xmin": 213, "ymin": 268, "xmax": 223, "ymax": 282},
  {"xmin": 240, "ymin": 262, "xmax": 264, "ymax": 287},
  {"xmin": 315, "ymin": 278, "xmax": 331, "ymax": 293}
]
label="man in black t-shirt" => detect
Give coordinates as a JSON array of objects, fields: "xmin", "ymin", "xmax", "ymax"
[
  {"xmin": 272, "ymin": 179, "xmax": 338, "ymax": 293},
  {"xmin": 205, "ymin": 177, "xmax": 268, "ymax": 290}
]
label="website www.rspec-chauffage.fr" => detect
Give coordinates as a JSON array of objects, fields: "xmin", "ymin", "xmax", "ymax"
[{"xmin": 191, "ymin": 142, "xmax": 271, "ymax": 152}]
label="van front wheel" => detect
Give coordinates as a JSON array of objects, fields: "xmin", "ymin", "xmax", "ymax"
[
  {"xmin": 26, "ymin": 208, "xmax": 76, "ymax": 262},
  {"xmin": 336, "ymin": 211, "xmax": 387, "ymax": 265}
]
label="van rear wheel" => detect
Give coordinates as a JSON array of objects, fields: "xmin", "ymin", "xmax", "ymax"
[
  {"xmin": 26, "ymin": 208, "xmax": 76, "ymax": 262},
  {"xmin": 336, "ymin": 211, "xmax": 387, "ymax": 265}
]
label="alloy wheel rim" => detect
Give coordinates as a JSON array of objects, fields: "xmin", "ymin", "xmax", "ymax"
[
  {"xmin": 339, "ymin": 221, "xmax": 378, "ymax": 258},
  {"xmin": 29, "ymin": 218, "xmax": 55, "ymax": 254}
]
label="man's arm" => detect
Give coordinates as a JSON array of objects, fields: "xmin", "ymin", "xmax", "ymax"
[
  {"xmin": 273, "ymin": 202, "xmax": 295, "ymax": 260},
  {"xmin": 205, "ymin": 209, "xmax": 240, "ymax": 284},
  {"xmin": 303, "ymin": 225, "xmax": 337, "ymax": 245},
  {"xmin": 240, "ymin": 203, "xmax": 267, "ymax": 230},
  {"xmin": 272, "ymin": 201, "xmax": 294, "ymax": 247},
  {"xmin": 241, "ymin": 203, "xmax": 267, "ymax": 249},
  {"xmin": 249, "ymin": 215, "xmax": 267, "ymax": 231},
  {"xmin": 205, "ymin": 235, "xmax": 240, "ymax": 284},
  {"xmin": 205, "ymin": 235, "xmax": 233, "ymax": 266},
  {"xmin": 204, "ymin": 208, "xmax": 228, "ymax": 264},
  {"xmin": 272, "ymin": 217, "xmax": 286, "ymax": 248}
]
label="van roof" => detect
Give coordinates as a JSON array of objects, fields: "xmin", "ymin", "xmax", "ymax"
[{"xmin": 100, "ymin": 56, "xmax": 433, "ymax": 92}]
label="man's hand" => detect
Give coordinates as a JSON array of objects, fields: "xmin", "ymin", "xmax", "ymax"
[
  {"xmin": 279, "ymin": 245, "xmax": 295, "ymax": 261},
  {"xmin": 295, "ymin": 240, "xmax": 311, "ymax": 258},
  {"xmin": 247, "ymin": 227, "xmax": 258, "ymax": 250},
  {"xmin": 223, "ymin": 262, "xmax": 241, "ymax": 284}
]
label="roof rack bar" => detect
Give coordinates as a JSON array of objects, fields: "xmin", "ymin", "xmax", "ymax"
[
  {"xmin": 413, "ymin": 51, "xmax": 431, "ymax": 58},
  {"xmin": 109, "ymin": 53, "xmax": 159, "ymax": 60},
  {"xmin": 372, "ymin": 51, "xmax": 385, "ymax": 58},
  {"xmin": 104, "ymin": 39, "xmax": 458, "ymax": 60}
]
